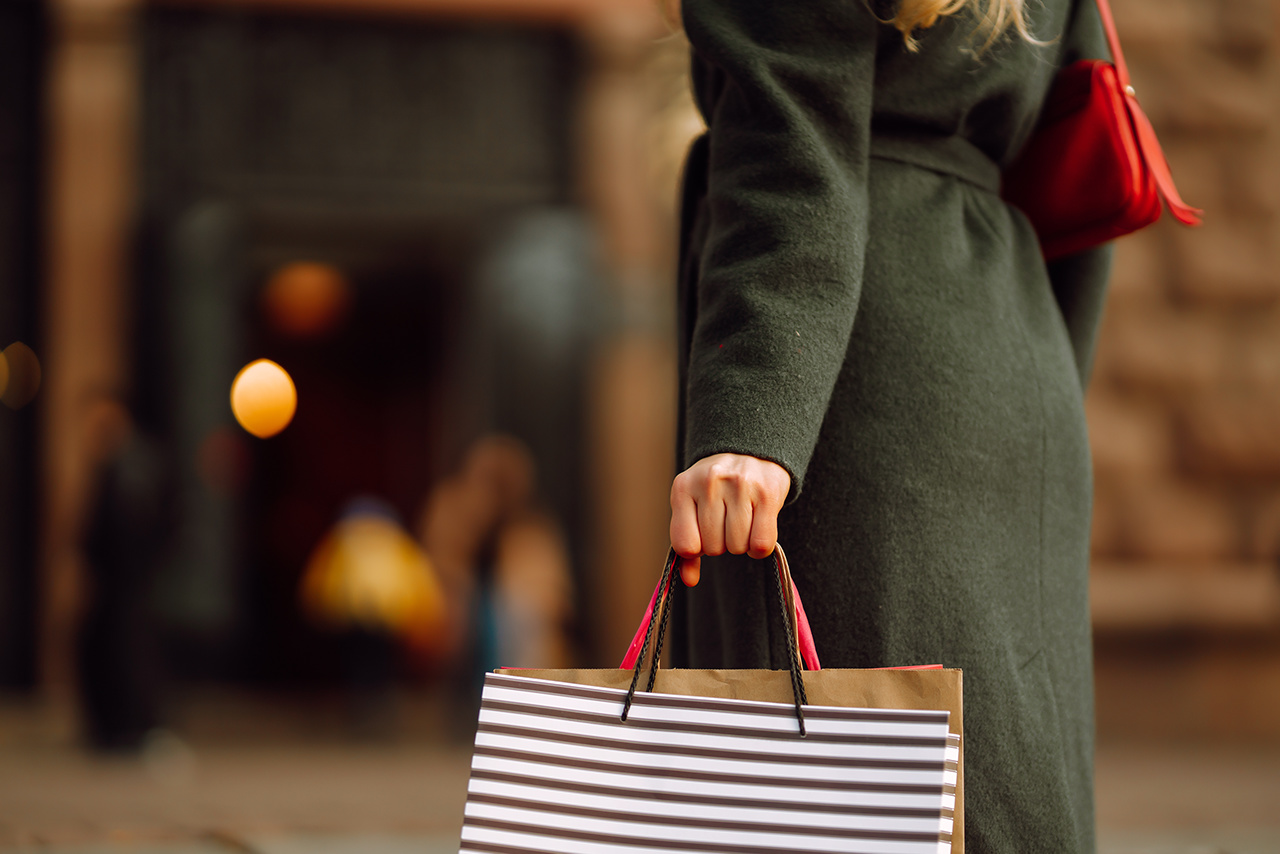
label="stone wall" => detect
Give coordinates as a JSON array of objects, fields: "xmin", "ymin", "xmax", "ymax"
[{"xmin": 1088, "ymin": 0, "xmax": 1280, "ymax": 741}]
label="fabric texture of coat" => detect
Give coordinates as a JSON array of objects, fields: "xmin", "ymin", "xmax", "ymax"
[{"xmin": 669, "ymin": 1, "xmax": 1114, "ymax": 852}]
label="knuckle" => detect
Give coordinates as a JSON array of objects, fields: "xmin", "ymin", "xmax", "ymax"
[
  {"xmin": 671, "ymin": 473, "xmax": 692, "ymax": 499},
  {"xmin": 707, "ymin": 463, "xmax": 742, "ymax": 488},
  {"xmin": 758, "ymin": 476, "xmax": 787, "ymax": 505}
]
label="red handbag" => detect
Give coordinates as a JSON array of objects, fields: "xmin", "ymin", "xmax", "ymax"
[{"xmin": 1001, "ymin": 0, "xmax": 1202, "ymax": 260}]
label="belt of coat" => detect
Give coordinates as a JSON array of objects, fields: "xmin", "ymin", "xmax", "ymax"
[{"xmin": 869, "ymin": 131, "xmax": 1003, "ymax": 194}]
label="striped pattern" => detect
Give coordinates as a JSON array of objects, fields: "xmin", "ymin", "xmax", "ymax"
[
  {"xmin": 940, "ymin": 733, "xmax": 960, "ymax": 854},
  {"xmin": 461, "ymin": 673, "xmax": 953, "ymax": 854}
]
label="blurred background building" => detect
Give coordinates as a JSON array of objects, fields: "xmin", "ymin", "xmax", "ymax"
[
  {"xmin": 1088, "ymin": 0, "xmax": 1280, "ymax": 746},
  {"xmin": 0, "ymin": 0, "xmax": 1279, "ymax": 850},
  {"xmin": 2, "ymin": 0, "xmax": 680, "ymax": 709}
]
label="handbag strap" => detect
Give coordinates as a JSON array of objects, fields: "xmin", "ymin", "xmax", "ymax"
[
  {"xmin": 621, "ymin": 548, "xmax": 811, "ymax": 736},
  {"xmin": 1093, "ymin": 0, "xmax": 1204, "ymax": 225},
  {"xmin": 1092, "ymin": 0, "xmax": 1130, "ymax": 91}
]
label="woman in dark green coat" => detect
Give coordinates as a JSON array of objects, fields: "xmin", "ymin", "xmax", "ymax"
[{"xmin": 667, "ymin": 0, "xmax": 1113, "ymax": 851}]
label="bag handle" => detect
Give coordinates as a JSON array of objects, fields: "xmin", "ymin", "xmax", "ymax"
[
  {"xmin": 619, "ymin": 546, "xmax": 812, "ymax": 736},
  {"xmin": 620, "ymin": 544, "xmax": 822, "ymax": 672},
  {"xmin": 773, "ymin": 544, "xmax": 822, "ymax": 671},
  {"xmin": 1094, "ymin": 0, "xmax": 1203, "ymax": 225}
]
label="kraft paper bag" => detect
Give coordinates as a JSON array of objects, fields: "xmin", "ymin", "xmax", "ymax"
[
  {"xmin": 465, "ymin": 547, "xmax": 964, "ymax": 854},
  {"xmin": 502, "ymin": 665, "xmax": 964, "ymax": 854}
]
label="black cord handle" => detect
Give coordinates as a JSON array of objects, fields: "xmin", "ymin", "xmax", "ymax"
[{"xmin": 621, "ymin": 548, "xmax": 809, "ymax": 736}]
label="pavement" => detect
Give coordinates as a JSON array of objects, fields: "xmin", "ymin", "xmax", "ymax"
[{"xmin": 2, "ymin": 690, "xmax": 1278, "ymax": 854}]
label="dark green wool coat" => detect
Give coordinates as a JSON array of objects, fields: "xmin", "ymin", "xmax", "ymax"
[{"xmin": 669, "ymin": 1, "xmax": 1113, "ymax": 852}]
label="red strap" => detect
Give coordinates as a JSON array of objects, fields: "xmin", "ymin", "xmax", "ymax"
[
  {"xmin": 1127, "ymin": 93, "xmax": 1204, "ymax": 225},
  {"xmin": 620, "ymin": 572, "xmax": 668, "ymax": 671},
  {"xmin": 1093, "ymin": 0, "xmax": 1130, "ymax": 89},
  {"xmin": 1096, "ymin": 0, "xmax": 1204, "ymax": 225},
  {"xmin": 790, "ymin": 577, "xmax": 822, "ymax": 671},
  {"xmin": 619, "ymin": 563, "xmax": 823, "ymax": 672}
]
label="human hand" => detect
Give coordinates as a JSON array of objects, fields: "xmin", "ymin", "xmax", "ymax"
[{"xmin": 669, "ymin": 453, "xmax": 790, "ymax": 587}]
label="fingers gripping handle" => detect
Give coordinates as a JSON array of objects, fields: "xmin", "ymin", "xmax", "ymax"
[{"xmin": 619, "ymin": 546, "xmax": 817, "ymax": 735}]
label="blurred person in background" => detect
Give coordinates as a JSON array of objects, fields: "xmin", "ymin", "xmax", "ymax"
[
  {"xmin": 486, "ymin": 508, "xmax": 574, "ymax": 671},
  {"xmin": 666, "ymin": 0, "xmax": 1114, "ymax": 852},
  {"xmin": 299, "ymin": 496, "xmax": 446, "ymax": 734},
  {"xmin": 419, "ymin": 435, "xmax": 573, "ymax": 706},
  {"xmin": 77, "ymin": 392, "xmax": 175, "ymax": 752}
]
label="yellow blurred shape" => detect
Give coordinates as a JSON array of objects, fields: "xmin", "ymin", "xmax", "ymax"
[
  {"xmin": 262, "ymin": 261, "xmax": 350, "ymax": 338},
  {"xmin": 0, "ymin": 350, "xmax": 8, "ymax": 400},
  {"xmin": 1, "ymin": 342, "xmax": 42, "ymax": 410},
  {"xmin": 300, "ymin": 513, "xmax": 446, "ymax": 650},
  {"xmin": 230, "ymin": 358, "xmax": 296, "ymax": 438}
]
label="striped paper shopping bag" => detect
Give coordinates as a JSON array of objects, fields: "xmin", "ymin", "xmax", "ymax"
[
  {"xmin": 462, "ymin": 672, "xmax": 954, "ymax": 854},
  {"xmin": 461, "ymin": 547, "xmax": 964, "ymax": 854}
]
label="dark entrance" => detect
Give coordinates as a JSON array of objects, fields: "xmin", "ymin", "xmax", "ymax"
[{"xmin": 134, "ymin": 6, "xmax": 588, "ymax": 682}]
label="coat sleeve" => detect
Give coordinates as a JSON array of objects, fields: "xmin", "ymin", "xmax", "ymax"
[
  {"xmin": 680, "ymin": 0, "xmax": 880, "ymax": 500},
  {"xmin": 1047, "ymin": 0, "xmax": 1115, "ymax": 388}
]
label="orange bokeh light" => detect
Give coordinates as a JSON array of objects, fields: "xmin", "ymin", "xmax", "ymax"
[
  {"xmin": 260, "ymin": 261, "xmax": 351, "ymax": 338},
  {"xmin": 230, "ymin": 359, "xmax": 297, "ymax": 438}
]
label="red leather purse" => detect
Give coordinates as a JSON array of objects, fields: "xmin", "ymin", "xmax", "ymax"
[{"xmin": 1001, "ymin": 0, "xmax": 1202, "ymax": 260}]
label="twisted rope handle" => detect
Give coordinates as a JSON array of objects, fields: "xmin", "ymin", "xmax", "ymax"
[
  {"xmin": 620, "ymin": 550, "xmax": 677, "ymax": 723},
  {"xmin": 621, "ymin": 548, "xmax": 809, "ymax": 736},
  {"xmin": 771, "ymin": 553, "xmax": 809, "ymax": 733}
]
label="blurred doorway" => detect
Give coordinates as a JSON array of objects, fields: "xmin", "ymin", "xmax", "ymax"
[{"xmin": 131, "ymin": 6, "xmax": 588, "ymax": 683}]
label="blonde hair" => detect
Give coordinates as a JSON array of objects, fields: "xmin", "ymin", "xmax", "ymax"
[
  {"xmin": 890, "ymin": 0, "xmax": 1039, "ymax": 51},
  {"xmin": 658, "ymin": 0, "xmax": 1037, "ymax": 51}
]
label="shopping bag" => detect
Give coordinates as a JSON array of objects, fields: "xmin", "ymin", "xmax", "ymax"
[{"xmin": 461, "ymin": 546, "xmax": 965, "ymax": 854}]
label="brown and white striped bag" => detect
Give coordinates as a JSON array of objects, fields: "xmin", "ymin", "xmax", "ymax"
[{"xmin": 461, "ymin": 548, "xmax": 964, "ymax": 854}]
